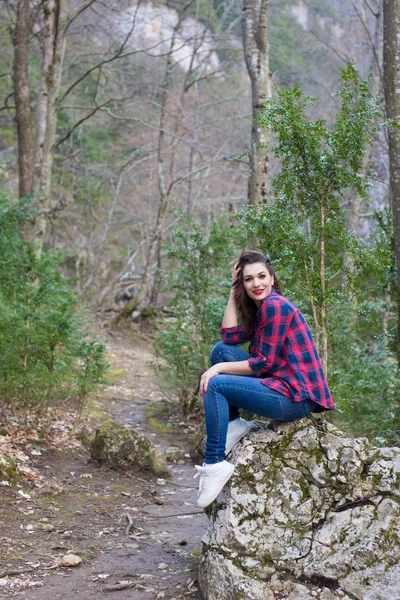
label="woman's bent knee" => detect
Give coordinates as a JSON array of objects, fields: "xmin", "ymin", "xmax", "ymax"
[{"xmin": 210, "ymin": 341, "xmax": 227, "ymax": 366}]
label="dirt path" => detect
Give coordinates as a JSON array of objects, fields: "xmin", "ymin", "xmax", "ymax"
[{"xmin": 0, "ymin": 326, "xmax": 207, "ymax": 600}]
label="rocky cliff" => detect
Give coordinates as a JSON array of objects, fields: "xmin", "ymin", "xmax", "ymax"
[
  {"xmin": 115, "ymin": 3, "xmax": 222, "ymax": 76},
  {"xmin": 199, "ymin": 417, "xmax": 400, "ymax": 600}
]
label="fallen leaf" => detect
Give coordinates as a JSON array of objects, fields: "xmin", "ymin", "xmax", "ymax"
[{"xmin": 18, "ymin": 491, "xmax": 31, "ymax": 500}]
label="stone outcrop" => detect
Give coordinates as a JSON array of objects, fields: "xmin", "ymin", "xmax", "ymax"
[
  {"xmin": 90, "ymin": 419, "xmax": 168, "ymax": 476},
  {"xmin": 199, "ymin": 416, "xmax": 400, "ymax": 600},
  {"xmin": 114, "ymin": 4, "xmax": 222, "ymax": 76}
]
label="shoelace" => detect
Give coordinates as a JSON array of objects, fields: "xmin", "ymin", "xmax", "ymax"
[
  {"xmin": 193, "ymin": 466, "xmax": 207, "ymax": 491},
  {"xmin": 193, "ymin": 465, "xmax": 206, "ymax": 477}
]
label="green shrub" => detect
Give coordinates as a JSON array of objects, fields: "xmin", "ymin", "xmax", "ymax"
[
  {"xmin": 153, "ymin": 211, "xmax": 237, "ymax": 416},
  {"xmin": 0, "ymin": 193, "xmax": 108, "ymax": 419}
]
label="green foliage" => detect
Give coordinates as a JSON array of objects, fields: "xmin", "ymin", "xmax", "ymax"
[
  {"xmin": 240, "ymin": 64, "xmax": 381, "ymax": 327},
  {"xmin": 237, "ymin": 66, "xmax": 399, "ymax": 444},
  {"xmin": 269, "ymin": 0, "xmax": 340, "ymax": 87},
  {"xmin": 154, "ymin": 211, "xmax": 237, "ymax": 415},
  {"xmin": 0, "ymin": 193, "xmax": 109, "ymax": 417},
  {"xmin": 328, "ymin": 300, "xmax": 400, "ymax": 445},
  {"xmin": 80, "ymin": 127, "xmax": 116, "ymax": 164},
  {"xmin": 0, "ymin": 23, "xmax": 16, "ymax": 151},
  {"xmin": 166, "ymin": 0, "xmax": 218, "ymax": 29}
]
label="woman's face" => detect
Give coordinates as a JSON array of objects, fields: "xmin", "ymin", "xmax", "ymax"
[{"xmin": 242, "ymin": 262, "xmax": 274, "ymax": 307}]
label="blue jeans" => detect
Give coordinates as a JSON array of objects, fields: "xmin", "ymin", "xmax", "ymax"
[{"xmin": 204, "ymin": 341, "xmax": 314, "ymax": 463}]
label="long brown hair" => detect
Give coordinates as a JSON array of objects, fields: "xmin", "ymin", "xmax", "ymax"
[{"xmin": 232, "ymin": 250, "xmax": 282, "ymax": 337}]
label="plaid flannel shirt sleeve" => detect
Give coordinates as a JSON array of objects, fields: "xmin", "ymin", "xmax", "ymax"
[
  {"xmin": 219, "ymin": 325, "xmax": 252, "ymax": 344},
  {"xmin": 247, "ymin": 299, "xmax": 292, "ymax": 376}
]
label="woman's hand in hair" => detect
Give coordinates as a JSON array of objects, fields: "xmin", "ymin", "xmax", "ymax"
[
  {"xmin": 200, "ymin": 365, "xmax": 221, "ymax": 395},
  {"xmin": 231, "ymin": 262, "xmax": 241, "ymax": 288}
]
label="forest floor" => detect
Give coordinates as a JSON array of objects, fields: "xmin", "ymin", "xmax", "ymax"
[{"xmin": 0, "ymin": 318, "xmax": 207, "ymax": 600}]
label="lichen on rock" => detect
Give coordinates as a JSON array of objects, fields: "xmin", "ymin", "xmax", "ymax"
[
  {"xmin": 199, "ymin": 416, "xmax": 400, "ymax": 600},
  {"xmin": 0, "ymin": 452, "xmax": 20, "ymax": 483},
  {"xmin": 90, "ymin": 419, "xmax": 168, "ymax": 476}
]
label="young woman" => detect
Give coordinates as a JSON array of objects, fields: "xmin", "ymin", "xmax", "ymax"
[{"xmin": 194, "ymin": 250, "xmax": 335, "ymax": 508}]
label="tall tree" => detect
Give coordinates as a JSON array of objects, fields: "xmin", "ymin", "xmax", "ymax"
[
  {"xmin": 383, "ymin": 0, "xmax": 400, "ymax": 361},
  {"xmin": 32, "ymin": 0, "xmax": 69, "ymax": 255},
  {"xmin": 12, "ymin": 0, "xmax": 69, "ymax": 255},
  {"xmin": 242, "ymin": 66, "xmax": 380, "ymax": 373},
  {"xmin": 13, "ymin": 0, "xmax": 34, "ymax": 200},
  {"xmin": 11, "ymin": 0, "xmax": 137, "ymax": 255},
  {"xmin": 242, "ymin": 0, "xmax": 271, "ymax": 205}
]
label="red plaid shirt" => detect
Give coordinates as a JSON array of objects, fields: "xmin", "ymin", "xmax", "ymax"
[{"xmin": 220, "ymin": 290, "xmax": 334, "ymax": 411}]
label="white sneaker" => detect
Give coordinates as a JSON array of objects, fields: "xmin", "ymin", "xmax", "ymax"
[
  {"xmin": 225, "ymin": 418, "xmax": 254, "ymax": 455},
  {"xmin": 194, "ymin": 460, "xmax": 235, "ymax": 508}
]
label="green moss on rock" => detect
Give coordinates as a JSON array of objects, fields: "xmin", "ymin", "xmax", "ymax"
[
  {"xmin": 90, "ymin": 419, "xmax": 168, "ymax": 476},
  {"xmin": 0, "ymin": 453, "xmax": 20, "ymax": 483}
]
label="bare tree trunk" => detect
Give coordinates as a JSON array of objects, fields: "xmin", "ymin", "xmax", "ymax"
[
  {"xmin": 349, "ymin": 2, "xmax": 382, "ymax": 236},
  {"xmin": 32, "ymin": 0, "xmax": 68, "ymax": 256},
  {"xmin": 320, "ymin": 200, "xmax": 328, "ymax": 374},
  {"xmin": 13, "ymin": 0, "xmax": 33, "ymax": 199},
  {"xmin": 383, "ymin": 0, "xmax": 400, "ymax": 363},
  {"xmin": 242, "ymin": 0, "xmax": 271, "ymax": 205}
]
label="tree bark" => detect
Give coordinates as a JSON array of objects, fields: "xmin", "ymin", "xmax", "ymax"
[
  {"xmin": 383, "ymin": 0, "xmax": 400, "ymax": 362},
  {"xmin": 32, "ymin": 0, "xmax": 68, "ymax": 256},
  {"xmin": 242, "ymin": 0, "xmax": 271, "ymax": 205},
  {"xmin": 320, "ymin": 199, "xmax": 328, "ymax": 374},
  {"xmin": 13, "ymin": 0, "xmax": 34, "ymax": 199}
]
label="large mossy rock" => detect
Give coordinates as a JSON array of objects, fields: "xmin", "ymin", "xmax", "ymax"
[
  {"xmin": 90, "ymin": 419, "xmax": 168, "ymax": 476},
  {"xmin": 199, "ymin": 416, "xmax": 400, "ymax": 600},
  {"xmin": 0, "ymin": 453, "xmax": 20, "ymax": 483}
]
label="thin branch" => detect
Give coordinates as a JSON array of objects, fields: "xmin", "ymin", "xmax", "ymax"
[
  {"xmin": 0, "ymin": 92, "xmax": 15, "ymax": 113},
  {"xmin": 65, "ymin": 0, "xmax": 99, "ymax": 32},
  {"xmin": 349, "ymin": 0, "xmax": 384, "ymax": 85},
  {"xmin": 308, "ymin": 30, "xmax": 349, "ymax": 64},
  {"xmin": 167, "ymin": 151, "xmax": 225, "ymax": 195},
  {"xmin": 58, "ymin": 37, "xmax": 193, "ymax": 104},
  {"xmin": 55, "ymin": 101, "xmax": 109, "ymax": 147},
  {"xmin": 363, "ymin": 0, "xmax": 383, "ymax": 15},
  {"xmin": 60, "ymin": 4, "xmax": 140, "ymax": 103},
  {"xmin": 366, "ymin": 175, "xmax": 390, "ymax": 186},
  {"xmin": 100, "ymin": 107, "xmax": 231, "ymax": 153},
  {"xmin": 56, "ymin": 92, "xmax": 144, "ymax": 147}
]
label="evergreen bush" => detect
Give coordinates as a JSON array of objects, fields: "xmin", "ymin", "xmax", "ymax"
[
  {"xmin": 153, "ymin": 212, "xmax": 237, "ymax": 416},
  {"xmin": 0, "ymin": 193, "xmax": 108, "ymax": 419}
]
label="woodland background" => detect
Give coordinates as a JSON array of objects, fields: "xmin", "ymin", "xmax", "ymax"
[{"xmin": 1, "ymin": 0, "xmax": 400, "ymax": 445}]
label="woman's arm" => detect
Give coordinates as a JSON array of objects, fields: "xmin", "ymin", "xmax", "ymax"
[
  {"xmin": 221, "ymin": 291, "xmax": 238, "ymax": 328},
  {"xmin": 200, "ymin": 359, "xmax": 252, "ymax": 394},
  {"xmin": 221, "ymin": 263, "xmax": 240, "ymax": 328}
]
